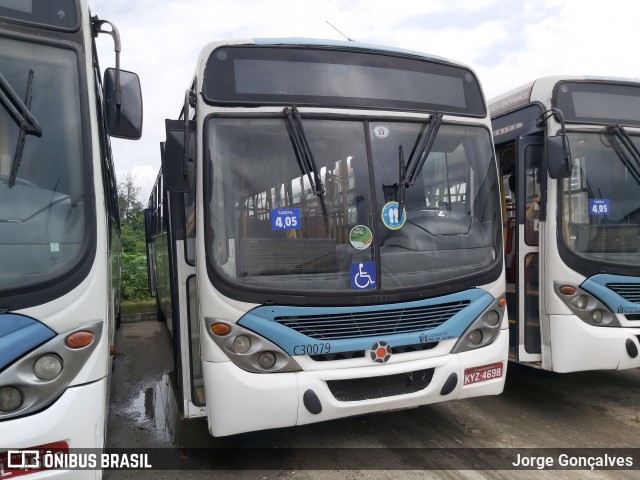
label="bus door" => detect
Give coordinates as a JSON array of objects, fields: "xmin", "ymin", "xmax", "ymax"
[
  {"xmin": 167, "ymin": 190, "xmax": 205, "ymax": 418},
  {"xmin": 515, "ymin": 135, "xmax": 543, "ymax": 362}
]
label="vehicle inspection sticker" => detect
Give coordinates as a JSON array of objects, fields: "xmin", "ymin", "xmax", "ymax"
[
  {"xmin": 349, "ymin": 225, "xmax": 373, "ymax": 250},
  {"xmin": 381, "ymin": 201, "xmax": 406, "ymax": 230}
]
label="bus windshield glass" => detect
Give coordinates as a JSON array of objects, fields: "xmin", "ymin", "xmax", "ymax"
[
  {"xmin": 560, "ymin": 130, "xmax": 640, "ymax": 268},
  {"xmin": 0, "ymin": 36, "xmax": 89, "ymax": 296},
  {"xmin": 203, "ymin": 46, "xmax": 486, "ymax": 116},
  {"xmin": 206, "ymin": 117, "xmax": 500, "ymax": 296}
]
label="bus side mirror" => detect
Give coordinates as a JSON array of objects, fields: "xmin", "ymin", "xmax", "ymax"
[
  {"xmin": 162, "ymin": 119, "xmax": 195, "ymax": 192},
  {"xmin": 104, "ymin": 68, "xmax": 143, "ymax": 139},
  {"xmin": 547, "ymin": 134, "xmax": 572, "ymax": 179}
]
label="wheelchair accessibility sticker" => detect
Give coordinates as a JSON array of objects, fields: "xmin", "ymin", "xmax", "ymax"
[
  {"xmin": 351, "ymin": 262, "xmax": 376, "ymax": 290},
  {"xmin": 381, "ymin": 201, "xmax": 406, "ymax": 230}
]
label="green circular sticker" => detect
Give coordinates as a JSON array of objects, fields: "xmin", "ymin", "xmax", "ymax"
[{"xmin": 349, "ymin": 225, "xmax": 373, "ymax": 250}]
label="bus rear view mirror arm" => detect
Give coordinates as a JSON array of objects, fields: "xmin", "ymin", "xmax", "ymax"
[
  {"xmin": 537, "ymin": 108, "xmax": 572, "ymax": 179},
  {"xmin": 163, "ymin": 118, "xmax": 196, "ymax": 192}
]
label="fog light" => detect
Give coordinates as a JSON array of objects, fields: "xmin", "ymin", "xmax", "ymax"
[
  {"xmin": 233, "ymin": 335, "xmax": 251, "ymax": 354},
  {"xmin": 576, "ymin": 295, "xmax": 588, "ymax": 309},
  {"xmin": 485, "ymin": 310, "xmax": 500, "ymax": 326},
  {"xmin": 0, "ymin": 386, "xmax": 23, "ymax": 412},
  {"xmin": 34, "ymin": 354, "xmax": 63, "ymax": 381},
  {"xmin": 468, "ymin": 330, "xmax": 483, "ymax": 345},
  {"xmin": 592, "ymin": 309, "xmax": 603, "ymax": 323},
  {"xmin": 258, "ymin": 352, "xmax": 276, "ymax": 369}
]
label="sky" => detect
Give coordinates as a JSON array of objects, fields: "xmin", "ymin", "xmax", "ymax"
[{"xmin": 89, "ymin": 0, "xmax": 640, "ymax": 202}]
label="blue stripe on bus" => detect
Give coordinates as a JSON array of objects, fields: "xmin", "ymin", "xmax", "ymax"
[
  {"xmin": 253, "ymin": 38, "xmax": 450, "ymax": 63},
  {"xmin": 237, "ymin": 289, "xmax": 493, "ymax": 356},
  {"xmin": 581, "ymin": 274, "xmax": 640, "ymax": 313},
  {"xmin": 0, "ymin": 314, "xmax": 56, "ymax": 370}
]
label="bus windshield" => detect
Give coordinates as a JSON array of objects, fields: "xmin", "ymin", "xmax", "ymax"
[
  {"xmin": 560, "ymin": 130, "xmax": 640, "ymax": 268},
  {"xmin": 0, "ymin": 36, "xmax": 89, "ymax": 297},
  {"xmin": 206, "ymin": 116, "xmax": 500, "ymax": 297}
]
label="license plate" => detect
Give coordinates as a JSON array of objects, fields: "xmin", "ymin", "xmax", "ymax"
[{"xmin": 463, "ymin": 362, "xmax": 504, "ymax": 385}]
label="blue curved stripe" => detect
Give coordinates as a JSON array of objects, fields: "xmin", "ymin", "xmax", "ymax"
[
  {"xmin": 238, "ymin": 289, "xmax": 493, "ymax": 356},
  {"xmin": 581, "ymin": 274, "xmax": 640, "ymax": 314},
  {"xmin": 0, "ymin": 314, "xmax": 56, "ymax": 370}
]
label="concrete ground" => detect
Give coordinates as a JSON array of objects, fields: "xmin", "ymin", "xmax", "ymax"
[{"xmin": 105, "ymin": 319, "xmax": 640, "ymax": 479}]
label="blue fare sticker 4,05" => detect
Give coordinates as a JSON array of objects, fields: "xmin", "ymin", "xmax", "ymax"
[
  {"xmin": 589, "ymin": 199, "xmax": 610, "ymax": 216},
  {"xmin": 272, "ymin": 208, "xmax": 301, "ymax": 230}
]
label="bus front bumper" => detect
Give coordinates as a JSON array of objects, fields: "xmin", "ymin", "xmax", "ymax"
[
  {"xmin": 549, "ymin": 314, "xmax": 640, "ymax": 372},
  {"xmin": 203, "ymin": 329, "xmax": 508, "ymax": 437}
]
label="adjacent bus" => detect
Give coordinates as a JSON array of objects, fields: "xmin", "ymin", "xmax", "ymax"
[
  {"xmin": 490, "ymin": 76, "xmax": 640, "ymax": 372},
  {"xmin": 147, "ymin": 38, "xmax": 508, "ymax": 437},
  {"xmin": 0, "ymin": 0, "xmax": 142, "ymax": 473}
]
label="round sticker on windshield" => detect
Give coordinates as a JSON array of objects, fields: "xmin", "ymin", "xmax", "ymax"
[
  {"xmin": 381, "ymin": 201, "xmax": 406, "ymax": 230},
  {"xmin": 349, "ymin": 225, "xmax": 373, "ymax": 250},
  {"xmin": 373, "ymin": 125, "xmax": 390, "ymax": 139}
]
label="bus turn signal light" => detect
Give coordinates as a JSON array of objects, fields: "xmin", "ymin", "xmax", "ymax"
[
  {"xmin": 65, "ymin": 331, "xmax": 95, "ymax": 349},
  {"xmin": 559, "ymin": 285, "xmax": 576, "ymax": 296},
  {"xmin": 498, "ymin": 297, "xmax": 507, "ymax": 308},
  {"xmin": 211, "ymin": 323, "xmax": 231, "ymax": 336}
]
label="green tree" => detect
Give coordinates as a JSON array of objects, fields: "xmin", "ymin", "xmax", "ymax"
[{"xmin": 117, "ymin": 172, "xmax": 149, "ymax": 300}]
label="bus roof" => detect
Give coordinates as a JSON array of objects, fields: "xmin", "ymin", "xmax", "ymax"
[
  {"xmin": 195, "ymin": 37, "xmax": 469, "ymax": 72},
  {"xmin": 489, "ymin": 75, "xmax": 640, "ymax": 118}
]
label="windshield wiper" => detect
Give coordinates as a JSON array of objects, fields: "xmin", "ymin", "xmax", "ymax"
[
  {"xmin": 284, "ymin": 106, "xmax": 329, "ymax": 231},
  {"xmin": 606, "ymin": 124, "xmax": 640, "ymax": 185},
  {"xmin": 398, "ymin": 112, "xmax": 442, "ymax": 213},
  {"xmin": 0, "ymin": 70, "xmax": 43, "ymax": 188}
]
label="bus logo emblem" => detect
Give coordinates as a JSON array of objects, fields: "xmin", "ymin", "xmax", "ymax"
[{"xmin": 370, "ymin": 341, "xmax": 392, "ymax": 363}]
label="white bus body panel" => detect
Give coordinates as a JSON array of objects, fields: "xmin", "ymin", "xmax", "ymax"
[
  {"xmin": 549, "ymin": 315, "xmax": 640, "ymax": 373},
  {"xmin": 204, "ymin": 330, "xmax": 508, "ymax": 437},
  {"xmin": 0, "ymin": 379, "xmax": 107, "ymax": 479}
]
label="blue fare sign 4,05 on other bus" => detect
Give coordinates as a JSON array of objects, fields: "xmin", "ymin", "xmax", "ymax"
[
  {"xmin": 589, "ymin": 199, "xmax": 610, "ymax": 216},
  {"xmin": 272, "ymin": 208, "xmax": 301, "ymax": 230}
]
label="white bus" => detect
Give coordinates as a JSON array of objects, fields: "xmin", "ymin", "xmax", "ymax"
[
  {"xmin": 147, "ymin": 38, "xmax": 508, "ymax": 437},
  {"xmin": 0, "ymin": 0, "xmax": 142, "ymax": 475},
  {"xmin": 490, "ymin": 76, "xmax": 640, "ymax": 372}
]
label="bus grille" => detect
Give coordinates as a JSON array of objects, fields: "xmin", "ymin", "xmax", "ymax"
[
  {"xmin": 606, "ymin": 284, "xmax": 640, "ymax": 303},
  {"xmin": 274, "ymin": 301, "xmax": 470, "ymax": 340},
  {"xmin": 327, "ymin": 368, "xmax": 434, "ymax": 401}
]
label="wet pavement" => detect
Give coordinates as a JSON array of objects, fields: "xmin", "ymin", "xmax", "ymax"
[{"xmin": 105, "ymin": 319, "xmax": 640, "ymax": 479}]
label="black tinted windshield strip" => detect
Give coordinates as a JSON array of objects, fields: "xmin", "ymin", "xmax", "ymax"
[
  {"xmin": 203, "ymin": 45, "xmax": 486, "ymax": 117},
  {"xmin": 0, "ymin": 33, "xmax": 95, "ymax": 311},
  {"xmin": 554, "ymin": 81, "xmax": 640, "ymax": 127},
  {"xmin": 0, "ymin": 0, "xmax": 79, "ymax": 32}
]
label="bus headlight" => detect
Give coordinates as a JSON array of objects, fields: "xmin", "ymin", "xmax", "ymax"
[
  {"xmin": 576, "ymin": 295, "xmax": 589, "ymax": 309},
  {"xmin": 0, "ymin": 321, "xmax": 103, "ymax": 421},
  {"xmin": 554, "ymin": 282, "xmax": 619, "ymax": 327},
  {"xmin": 34, "ymin": 354, "xmax": 64, "ymax": 381},
  {"xmin": 592, "ymin": 309, "xmax": 603, "ymax": 324},
  {"xmin": 205, "ymin": 318, "xmax": 301, "ymax": 373},
  {"xmin": 451, "ymin": 297, "xmax": 506, "ymax": 354},
  {"xmin": 232, "ymin": 335, "xmax": 251, "ymax": 354},
  {"xmin": 258, "ymin": 352, "xmax": 277, "ymax": 369},
  {"xmin": 0, "ymin": 386, "xmax": 23, "ymax": 412}
]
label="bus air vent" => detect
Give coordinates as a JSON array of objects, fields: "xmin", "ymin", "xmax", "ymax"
[
  {"xmin": 274, "ymin": 301, "xmax": 469, "ymax": 340},
  {"xmin": 606, "ymin": 283, "xmax": 640, "ymax": 304}
]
